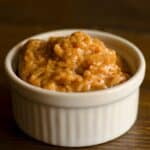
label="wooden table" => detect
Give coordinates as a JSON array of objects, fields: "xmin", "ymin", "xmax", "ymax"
[{"xmin": 0, "ymin": 0, "xmax": 150, "ymax": 149}]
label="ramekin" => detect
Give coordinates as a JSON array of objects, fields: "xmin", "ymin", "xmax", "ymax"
[{"xmin": 5, "ymin": 29, "xmax": 145, "ymax": 147}]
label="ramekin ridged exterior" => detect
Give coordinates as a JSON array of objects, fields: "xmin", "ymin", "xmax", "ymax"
[{"xmin": 5, "ymin": 29, "xmax": 145, "ymax": 147}]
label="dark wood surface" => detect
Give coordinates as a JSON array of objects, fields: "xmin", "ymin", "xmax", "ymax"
[{"xmin": 0, "ymin": 0, "xmax": 150, "ymax": 149}]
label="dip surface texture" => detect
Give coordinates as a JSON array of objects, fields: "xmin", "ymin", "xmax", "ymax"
[{"xmin": 18, "ymin": 32, "xmax": 130, "ymax": 92}]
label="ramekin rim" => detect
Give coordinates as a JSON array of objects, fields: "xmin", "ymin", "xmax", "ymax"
[{"xmin": 5, "ymin": 29, "xmax": 146, "ymax": 97}]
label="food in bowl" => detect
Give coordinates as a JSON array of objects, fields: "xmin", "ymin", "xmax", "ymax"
[
  {"xmin": 5, "ymin": 30, "xmax": 145, "ymax": 147},
  {"xmin": 18, "ymin": 31, "xmax": 130, "ymax": 92}
]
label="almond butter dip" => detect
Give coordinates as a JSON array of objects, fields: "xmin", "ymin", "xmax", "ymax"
[{"xmin": 18, "ymin": 32, "xmax": 130, "ymax": 92}]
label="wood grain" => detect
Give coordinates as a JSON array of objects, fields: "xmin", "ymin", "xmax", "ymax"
[{"xmin": 0, "ymin": 0, "xmax": 150, "ymax": 149}]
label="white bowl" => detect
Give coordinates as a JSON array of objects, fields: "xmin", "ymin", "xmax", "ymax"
[{"xmin": 5, "ymin": 29, "xmax": 145, "ymax": 147}]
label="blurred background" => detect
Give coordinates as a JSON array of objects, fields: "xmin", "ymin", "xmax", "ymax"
[
  {"xmin": 1, "ymin": 0, "xmax": 150, "ymax": 30},
  {"xmin": 0, "ymin": 0, "xmax": 150, "ymax": 149}
]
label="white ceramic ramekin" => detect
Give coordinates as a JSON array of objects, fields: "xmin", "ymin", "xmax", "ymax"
[{"xmin": 5, "ymin": 29, "xmax": 145, "ymax": 147}]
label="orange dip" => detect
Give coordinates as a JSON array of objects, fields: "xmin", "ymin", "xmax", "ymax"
[{"xmin": 18, "ymin": 32, "xmax": 130, "ymax": 92}]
